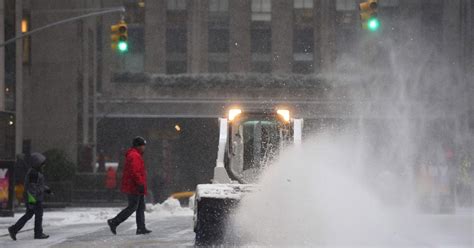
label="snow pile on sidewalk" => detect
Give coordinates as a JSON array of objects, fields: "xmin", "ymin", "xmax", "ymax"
[
  {"xmin": 0, "ymin": 198, "xmax": 193, "ymax": 231},
  {"xmin": 145, "ymin": 197, "xmax": 193, "ymax": 217},
  {"xmin": 51, "ymin": 208, "xmax": 120, "ymax": 226}
]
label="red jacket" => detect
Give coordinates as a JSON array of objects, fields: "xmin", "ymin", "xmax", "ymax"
[{"xmin": 121, "ymin": 148, "xmax": 147, "ymax": 195}]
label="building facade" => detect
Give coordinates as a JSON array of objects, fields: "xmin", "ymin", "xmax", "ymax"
[
  {"xmin": 1, "ymin": 0, "xmax": 19, "ymax": 161},
  {"xmin": 1, "ymin": 0, "xmax": 472, "ymax": 200}
]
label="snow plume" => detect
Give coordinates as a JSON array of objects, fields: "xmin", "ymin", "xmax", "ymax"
[
  {"xmin": 230, "ymin": 136, "xmax": 401, "ymax": 246},
  {"xmin": 230, "ymin": 25, "xmax": 470, "ymax": 246}
]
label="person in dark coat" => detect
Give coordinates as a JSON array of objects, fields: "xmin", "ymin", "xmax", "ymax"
[
  {"xmin": 8, "ymin": 153, "xmax": 52, "ymax": 240},
  {"xmin": 107, "ymin": 137, "xmax": 152, "ymax": 235}
]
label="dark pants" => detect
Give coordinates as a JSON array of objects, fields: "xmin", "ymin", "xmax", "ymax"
[
  {"xmin": 111, "ymin": 194, "xmax": 146, "ymax": 229},
  {"xmin": 11, "ymin": 202, "xmax": 43, "ymax": 236}
]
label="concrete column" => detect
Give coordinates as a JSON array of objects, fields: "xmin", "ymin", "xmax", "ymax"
[
  {"xmin": 90, "ymin": 15, "xmax": 99, "ymax": 170},
  {"xmin": 15, "ymin": 0, "xmax": 22, "ymax": 155},
  {"xmin": 271, "ymin": 0, "xmax": 293, "ymax": 74},
  {"xmin": 0, "ymin": 0, "xmax": 4, "ymax": 111},
  {"xmin": 229, "ymin": 0, "xmax": 251, "ymax": 72},
  {"xmin": 144, "ymin": 0, "xmax": 166, "ymax": 73},
  {"xmin": 101, "ymin": 0, "xmax": 125, "ymax": 92},
  {"xmin": 81, "ymin": 21, "xmax": 89, "ymax": 146},
  {"xmin": 187, "ymin": 0, "xmax": 208, "ymax": 73},
  {"xmin": 26, "ymin": 0, "xmax": 81, "ymax": 161},
  {"xmin": 318, "ymin": 0, "xmax": 336, "ymax": 73}
]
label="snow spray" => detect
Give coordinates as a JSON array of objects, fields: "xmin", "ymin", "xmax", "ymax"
[{"xmin": 228, "ymin": 26, "xmax": 470, "ymax": 247}]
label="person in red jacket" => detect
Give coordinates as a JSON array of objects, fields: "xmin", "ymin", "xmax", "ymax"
[{"xmin": 107, "ymin": 137, "xmax": 152, "ymax": 235}]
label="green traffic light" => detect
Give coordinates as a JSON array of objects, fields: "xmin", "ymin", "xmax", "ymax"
[
  {"xmin": 118, "ymin": 41, "xmax": 128, "ymax": 52},
  {"xmin": 368, "ymin": 17, "xmax": 380, "ymax": 32}
]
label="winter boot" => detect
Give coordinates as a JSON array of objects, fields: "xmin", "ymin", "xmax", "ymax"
[
  {"xmin": 107, "ymin": 219, "xmax": 117, "ymax": 235},
  {"xmin": 136, "ymin": 228, "xmax": 152, "ymax": 235},
  {"xmin": 8, "ymin": 226, "xmax": 17, "ymax": 241},
  {"xmin": 34, "ymin": 233, "xmax": 50, "ymax": 239}
]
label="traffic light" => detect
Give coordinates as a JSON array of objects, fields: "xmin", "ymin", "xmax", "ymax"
[
  {"xmin": 111, "ymin": 20, "xmax": 128, "ymax": 53},
  {"xmin": 359, "ymin": 0, "xmax": 380, "ymax": 32}
]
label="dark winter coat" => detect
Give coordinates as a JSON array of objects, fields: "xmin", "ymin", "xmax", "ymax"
[
  {"xmin": 121, "ymin": 148, "xmax": 147, "ymax": 195},
  {"xmin": 24, "ymin": 153, "xmax": 49, "ymax": 203}
]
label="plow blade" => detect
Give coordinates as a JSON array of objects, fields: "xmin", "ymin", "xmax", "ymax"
[{"xmin": 194, "ymin": 197, "xmax": 239, "ymax": 245}]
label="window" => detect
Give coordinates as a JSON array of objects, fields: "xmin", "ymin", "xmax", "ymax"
[
  {"xmin": 209, "ymin": 61, "xmax": 229, "ymax": 73},
  {"xmin": 294, "ymin": 0, "xmax": 313, "ymax": 27},
  {"xmin": 166, "ymin": 61, "xmax": 187, "ymax": 74},
  {"xmin": 208, "ymin": 53, "xmax": 229, "ymax": 73},
  {"xmin": 166, "ymin": 28, "xmax": 187, "ymax": 53},
  {"xmin": 294, "ymin": 1, "xmax": 314, "ymax": 74},
  {"xmin": 380, "ymin": 0, "xmax": 400, "ymax": 7},
  {"xmin": 208, "ymin": 29, "xmax": 230, "ymax": 53},
  {"xmin": 251, "ymin": 7, "xmax": 271, "ymax": 73},
  {"xmin": 251, "ymin": 0, "xmax": 272, "ymax": 72},
  {"xmin": 209, "ymin": 0, "xmax": 229, "ymax": 12},
  {"xmin": 334, "ymin": 0, "xmax": 358, "ymax": 57},
  {"xmin": 128, "ymin": 26, "xmax": 145, "ymax": 54},
  {"xmin": 167, "ymin": 0, "xmax": 188, "ymax": 74},
  {"xmin": 167, "ymin": 0, "xmax": 187, "ymax": 10},
  {"xmin": 251, "ymin": 0, "xmax": 272, "ymax": 21},
  {"xmin": 251, "ymin": 28, "xmax": 272, "ymax": 54},
  {"xmin": 252, "ymin": 61, "xmax": 272, "ymax": 73},
  {"xmin": 167, "ymin": 0, "xmax": 187, "ymax": 27},
  {"xmin": 166, "ymin": 27, "xmax": 187, "ymax": 74},
  {"xmin": 294, "ymin": 0, "xmax": 313, "ymax": 9},
  {"xmin": 336, "ymin": 0, "xmax": 356, "ymax": 11},
  {"xmin": 293, "ymin": 61, "xmax": 313, "ymax": 74},
  {"xmin": 208, "ymin": 0, "xmax": 230, "ymax": 73},
  {"xmin": 294, "ymin": 28, "xmax": 313, "ymax": 54},
  {"xmin": 238, "ymin": 119, "xmax": 281, "ymax": 172},
  {"xmin": 293, "ymin": 28, "xmax": 314, "ymax": 74},
  {"xmin": 120, "ymin": 25, "xmax": 145, "ymax": 73}
]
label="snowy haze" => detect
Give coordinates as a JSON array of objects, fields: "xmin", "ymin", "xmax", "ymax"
[{"xmin": 229, "ymin": 20, "xmax": 473, "ymax": 246}]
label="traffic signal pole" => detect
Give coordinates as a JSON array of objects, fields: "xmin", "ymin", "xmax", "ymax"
[{"xmin": 0, "ymin": 6, "xmax": 125, "ymax": 48}]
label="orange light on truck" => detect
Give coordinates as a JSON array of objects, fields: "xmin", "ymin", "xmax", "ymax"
[
  {"xmin": 228, "ymin": 109, "xmax": 242, "ymax": 121},
  {"xmin": 277, "ymin": 109, "xmax": 291, "ymax": 122}
]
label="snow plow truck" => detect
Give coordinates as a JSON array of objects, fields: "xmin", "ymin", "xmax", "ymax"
[{"xmin": 193, "ymin": 107, "xmax": 303, "ymax": 245}]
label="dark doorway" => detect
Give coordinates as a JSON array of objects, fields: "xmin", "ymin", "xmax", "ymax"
[{"xmin": 97, "ymin": 118, "xmax": 218, "ymax": 203}]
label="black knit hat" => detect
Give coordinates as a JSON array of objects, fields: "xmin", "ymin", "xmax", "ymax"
[{"xmin": 132, "ymin": 136, "xmax": 147, "ymax": 147}]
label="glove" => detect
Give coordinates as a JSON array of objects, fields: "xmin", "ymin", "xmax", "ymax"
[
  {"xmin": 27, "ymin": 192, "xmax": 37, "ymax": 205},
  {"xmin": 137, "ymin": 185, "xmax": 145, "ymax": 194}
]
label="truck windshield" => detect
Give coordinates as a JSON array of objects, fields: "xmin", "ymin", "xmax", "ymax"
[{"xmin": 232, "ymin": 119, "xmax": 282, "ymax": 183}]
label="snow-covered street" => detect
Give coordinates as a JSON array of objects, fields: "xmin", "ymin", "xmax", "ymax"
[
  {"xmin": 0, "ymin": 204, "xmax": 472, "ymax": 247},
  {"xmin": 0, "ymin": 199, "xmax": 195, "ymax": 248}
]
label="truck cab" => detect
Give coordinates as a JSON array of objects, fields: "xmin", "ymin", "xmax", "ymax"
[{"xmin": 194, "ymin": 108, "xmax": 303, "ymax": 245}]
